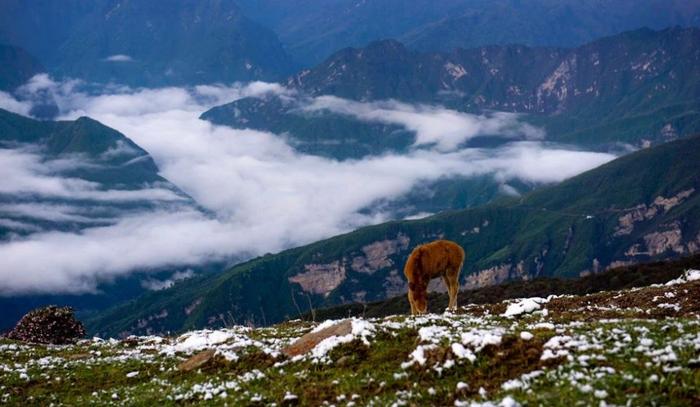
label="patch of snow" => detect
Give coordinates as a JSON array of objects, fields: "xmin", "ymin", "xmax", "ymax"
[
  {"xmin": 168, "ymin": 330, "xmax": 235, "ymax": 353},
  {"xmin": 444, "ymin": 62, "xmax": 467, "ymax": 80},
  {"xmin": 401, "ymin": 344, "xmax": 437, "ymax": 368},
  {"xmin": 310, "ymin": 318, "xmax": 375, "ymax": 361},
  {"xmin": 594, "ymin": 389, "xmax": 608, "ymax": 399},
  {"xmin": 664, "ymin": 269, "xmax": 700, "ymax": 286},
  {"xmin": 460, "ymin": 328, "xmax": 503, "ymax": 351},
  {"xmin": 503, "ymin": 297, "xmax": 549, "ymax": 317},
  {"xmin": 451, "ymin": 343, "xmax": 476, "ymax": 362},
  {"xmin": 519, "ymin": 331, "xmax": 534, "ymax": 341}
]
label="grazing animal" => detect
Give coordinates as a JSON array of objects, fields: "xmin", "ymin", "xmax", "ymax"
[{"xmin": 403, "ymin": 240, "xmax": 465, "ymax": 315}]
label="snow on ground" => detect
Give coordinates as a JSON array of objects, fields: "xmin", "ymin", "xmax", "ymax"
[
  {"xmin": 663, "ymin": 269, "xmax": 700, "ymax": 286},
  {"xmin": 1, "ymin": 270, "xmax": 699, "ymax": 405},
  {"xmin": 503, "ymin": 297, "xmax": 551, "ymax": 317},
  {"xmin": 309, "ymin": 318, "xmax": 376, "ymax": 362}
]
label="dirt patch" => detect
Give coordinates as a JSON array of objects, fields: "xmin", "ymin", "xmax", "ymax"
[
  {"xmin": 465, "ymin": 335, "xmax": 558, "ymax": 396},
  {"xmin": 545, "ymin": 280, "xmax": 700, "ymax": 322},
  {"xmin": 402, "ymin": 334, "xmax": 560, "ymax": 403}
]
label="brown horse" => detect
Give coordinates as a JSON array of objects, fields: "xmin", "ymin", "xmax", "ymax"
[{"xmin": 403, "ymin": 240, "xmax": 465, "ymax": 314}]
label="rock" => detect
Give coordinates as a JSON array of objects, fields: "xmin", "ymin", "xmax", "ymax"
[
  {"xmin": 178, "ymin": 349, "xmax": 216, "ymax": 372},
  {"xmin": 336, "ymin": 355, "xmax": 351, "ymax": 366},
  {"xmin": 288, "ymin": 261, "xmax": 347, "ymax": 296},
  {"xmin": 5, "ymin": 306, "xmax": 85, "ymax": 345},
  {"xmin": 282, "ymin": 320, "xmax": 353, "ymax": 357}
]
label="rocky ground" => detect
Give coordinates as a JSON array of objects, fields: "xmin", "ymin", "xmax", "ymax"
[{"xmin": 1, "ymin": 271, "xmax": 699, "ymax": 406}]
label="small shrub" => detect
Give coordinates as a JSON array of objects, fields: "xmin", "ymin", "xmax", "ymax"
[{"xmin": 5, "ymin": 305, "xmax": 86, "ymax": 344}]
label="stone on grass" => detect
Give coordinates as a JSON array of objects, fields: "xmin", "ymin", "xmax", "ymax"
[
  {"xmin": 178, "ymin": 349, "xmax": 217, "ymax": 372},
  {"xmin": 282, "ymin": 319, "xmax": 352, "ymax": 357},
  {"xmin": 5, "ymin": 306, "xmax": 86, "ymax": 345}
]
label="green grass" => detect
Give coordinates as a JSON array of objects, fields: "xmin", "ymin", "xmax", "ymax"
[{"xmin": 4, "ymin": 279, "xmax": 700, "ymax": 406}]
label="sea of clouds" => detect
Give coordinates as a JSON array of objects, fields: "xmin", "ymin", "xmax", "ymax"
[{"xmin": 0, "ymin": 75, "xmax": 616, "ymax": 295}]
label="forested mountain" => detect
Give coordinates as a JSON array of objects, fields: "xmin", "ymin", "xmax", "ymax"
[
  {"xmin": 204, "ymin": 27, "xmax": 700, "ymax": 152},
  {"xmin": 88, "ymin": 135, "xmax": 700, "ymax": 337},
  {"xmin": 0, "ymin": 0, "xmax": 295, "ymax": 86},
  {"xmin": 0, "ymin": 44, "xmax": 44, "ymax": 92}
]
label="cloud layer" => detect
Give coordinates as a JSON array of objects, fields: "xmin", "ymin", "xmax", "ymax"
[
  {"xmin": 0, "ymin": 77, "xmax": 616, "ymax": 295},
  {"xmin": 303, "ymin": 96, "xmax": 545, "ymax": 151}
]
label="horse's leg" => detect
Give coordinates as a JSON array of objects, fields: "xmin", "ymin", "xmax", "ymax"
[
  {"xmin": 444, "ymin": 272, "xmax": 459, "ymax": 310},
  {"xmin": 407, "ymin": 289, "xmax": 416, "ymax": 315}
]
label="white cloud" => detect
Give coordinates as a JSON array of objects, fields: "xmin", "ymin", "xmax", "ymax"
[
  {"xmin": 0, "ymin": 78, "xmax": 616, "ymax": 295},
  {"xmin": 103, "ymin": 54, "xmax": 134, "ymax": 62},
  {"xmin": 0, "ymin": 91, "xmax": 32, "ymax": 116},
  {"xmin": 141, "ymin": 269, "xmax": 195, "ymax": 291},
  {"xmin": 302, "ymin": 96, "xmax": 545, "ymax": 151},
  {"xmin": 0, "ymin": 203, "xmax": 114, "ymax": 224},
  {"xmin": 0, "ymin": 148, "xmax": 184, "ymax": 202},
  {"xmin": 0, "ymin": 210, "xmax": 244, "ymax": 295},
  {"xmin": 0, "ymin": 219, "xmax": 42, "ymax": 232}
]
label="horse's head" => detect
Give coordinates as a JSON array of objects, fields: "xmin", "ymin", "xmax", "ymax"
[{"xmin": 408, "ymin": 281, "xmax": 428, "ymax": 314}]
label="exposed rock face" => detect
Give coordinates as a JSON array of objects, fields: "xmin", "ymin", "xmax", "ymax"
[
  {"xmin": 624, "ymin": 221, "xmax": 700, "ymax": 259},
  {"xmin": 614, "ymin": 189, "xmax": 695, "ymax": 236},
  {"xmin": 135, "ymin": 309, "xmax": 169, "ymax": 332},
  {"xmin": 282, "ymin": 319, "xmax": 352, "ymax": 357},
  {"xmin": 463, "ymin": 264, "xmax": 512, "ymax": 289},
  {"xmin": 383, "ymin": 270, "xmax": 408, "ymax": 298},
  {"xmin": 534, "ymin": 248, "xmax": 549, "ymax": 276},
  {"xmin": 607, "ymin": 260, "xmax": 635, "ymax": 270},
  {"xmin": 352, "ymin": 291, "xmax": 367, "ymax": 303},
  {"xmin": 652, "ymin": 189, "xmax": 694, "ymax": 210},
  {"xmin": 427, "ymin": 278, "xmax": 448, "ymax": 293},
  {"xmin": 643, "ymin": 227, "xmax": 685, "ymax": 256},
  {"xmin": 185, "ymin": 298, "xmax": 202, "ymax": 316},
  {"xmin": 289, "ymin": 261, "xmax": 346, "ymax": 295},
  {"xmin": 536, "ymin": 55, "xmax": 576, "ymax": 112},
  {"xmin": 687, "ymin": 232, "xmax": 700, "ymax": 254},
  {"xmin": 660, "ymin": 123, "xmax": 678, "ymax": 140},
  {"xmin": 6, "ymin": 306, "xmax": 85, "ymax": 345},
  {"xmin": 351, "ymin": 234, "xmax": 410, "ymax": 274}
]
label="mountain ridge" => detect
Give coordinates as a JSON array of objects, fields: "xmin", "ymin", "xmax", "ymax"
[
  {"xmin": 235, "ymin": 0, "xmax": 700, "ymax": 65},
  {"xmin": 204, "ymin": 27, "xmax": 700, "ymax": 152},
  {"xmin": 0, "ymin": 0, "xmax": 296, "ymax": 86}
]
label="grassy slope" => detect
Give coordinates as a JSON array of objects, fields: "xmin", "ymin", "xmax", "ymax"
[
  {"xmin": 3, "ymin": 274, "xmax": 700, "ymax": 405},
  {"xmin": 87, "ymin": 135, "xmax": 700, "ymax": 337}
]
